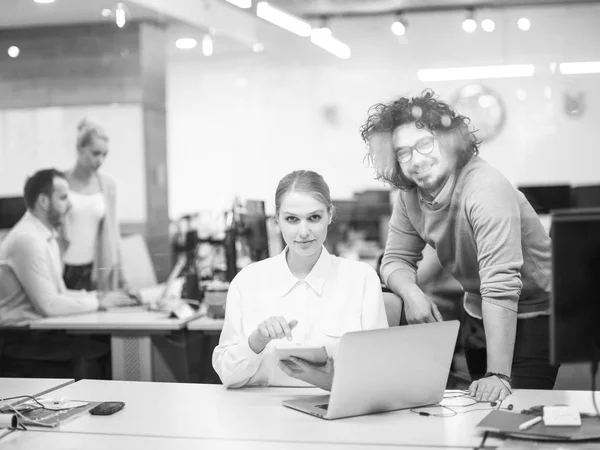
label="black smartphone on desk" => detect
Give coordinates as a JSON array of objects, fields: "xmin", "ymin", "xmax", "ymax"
[{"xmin": 89, "ymin": 402, "xmax": 125, "ymax": 415}]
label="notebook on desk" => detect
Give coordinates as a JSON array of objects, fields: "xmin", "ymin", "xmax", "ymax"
[{"xmin": 477, "ymin": 410, "xmax": 600, "ymax": 441}]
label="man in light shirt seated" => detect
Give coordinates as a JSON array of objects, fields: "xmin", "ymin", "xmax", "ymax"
[{"xmin": 0, "ymin": 168, "xmax": 134, "ymax": 377}]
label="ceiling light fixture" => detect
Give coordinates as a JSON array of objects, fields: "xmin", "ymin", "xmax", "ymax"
[
  {"xmin": 176, "ymin": 38, "xmax": 197, "ymax": 50},
  {"xmin": 481, "ymin": 18, "xmax": 495, "ymax": 32},
  {"xmin": 256, "ymin": 2, "xmax": 311, "ymax": 37},
  {"xmin": 8, "ymin": 46, "xmax": 20, "ymax": 58},
  {"xmin": 115, "ymin": 2, "xmax": 129, "ymax": 28},
  {"xmin": 202, "ymin": 34, "xmax": 214, "ymax": 56},
  {"xmin": 462, "ymin": 9, "xmax": 477, "ymax": 33},
  {"xmin": 391, "ymin": 13, "xmax": 407, "ymax": 36},
  {"xmin": 310, "ymin": 27, "xmax": 351, "ymax": 59},
  {"xmin": 33, "ymin": 0, "xmax": 55, "ymax": 4},
  {"xmin": 517, "ymin": 17, "xmax": 531, "ymax": 31},
  {"xmin": 418, "ymin": 64, "xmax": 535, "ymax": 82},
  {"xmin": 559, "ymin": 61, "xmax": 600, "ymax": 75},
  {"xmin": 101, "ymin": 8, "xmax": 112, "ymax": 17},
  {"xmin": 225, "ymin": 0, "xmax": 251, "ymax": 8}
]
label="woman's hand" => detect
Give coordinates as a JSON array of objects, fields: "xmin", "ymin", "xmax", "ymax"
[
  {"xmin": 278, "ymin": 357, "xmax": 334, "ymax": 391},
  {"xmin": 248, "ymin": 317, "xmax": 298, "ymax": 354},
  {"xmin": 469, "ymin": 375, "xmax": 511, "ymax": 403}
]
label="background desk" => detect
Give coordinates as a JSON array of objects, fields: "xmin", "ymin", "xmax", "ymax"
[{"xmin": 29, "ymin": 309, "xmax": 202, "ymax": 382}]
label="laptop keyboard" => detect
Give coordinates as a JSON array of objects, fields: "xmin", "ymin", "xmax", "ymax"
[{"xmin": 315, "ymin": 404, "xmax": 329, "ymax": 410}]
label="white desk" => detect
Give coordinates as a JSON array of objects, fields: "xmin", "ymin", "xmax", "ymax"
[
  {"xmin": 29, "ymin": 309, "xmax": 203, "ymax": 382},
  {"xmin": 3, "ymin": 380, "xmax": 600, "ymax": 449},
  {"xmin": 0, "ymin": 431, "xmax": 476, "ymax": 450},
  {"xmin": 21, "ymin": 379, "xmax": 536, "ymax": 448},
  {"xmin": 0, "ymin": 378, "xmax": 74, "ymax": 405}
]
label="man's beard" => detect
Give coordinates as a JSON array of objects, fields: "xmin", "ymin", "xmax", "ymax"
[{"xmin": 47, "ymin": 204, "xmax": 63, "ymax": 228}]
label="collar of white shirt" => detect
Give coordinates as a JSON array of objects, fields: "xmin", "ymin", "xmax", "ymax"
[
  {"xmin": 276, "ymin": 246, "xmax": 333, "ymax": 297},
  {"xmin": 23, "ymin": 211, "xmax": 58, "ymax": 242}
]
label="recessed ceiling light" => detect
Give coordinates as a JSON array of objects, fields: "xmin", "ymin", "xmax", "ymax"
[
  {"xmin": 101, "ymin": 9, "xmax": 112, "ymax": 17},
  {"xmin": 176, "ymin": 38, "xmax": 197, "ymax": 49},
  {"xmin": 481, "ymin": 19, "xmax": 495, "ymax": 32},
  {"xmin": 33, "ymin": 0, "xmax": 55, "ymax": 3},
  {"xmin": 462, "ymin": 18, "xmax": 477, "ymax": 33},
  {"xmin": 517, "ymin": 17, "xmax": 531, "ymax": 31},
  {"xmin": 391, "ymin": 21, "xmax": 406, "ymax": 36},
  {"xmin": 8, "ymin": 46, "xmax": 20, "ymax": 58}
]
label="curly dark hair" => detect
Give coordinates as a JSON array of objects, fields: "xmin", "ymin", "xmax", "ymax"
[{"xmin": 360, "ymin": 89, "xmax": 480, "ymax": 191}]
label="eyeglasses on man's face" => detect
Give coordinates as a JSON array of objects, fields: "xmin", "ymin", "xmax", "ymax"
[{"xmin": 395, "ymin": 136, "xmax": 436, "ymax": 164}]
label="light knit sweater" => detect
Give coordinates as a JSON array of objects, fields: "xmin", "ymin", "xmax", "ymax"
[{"xmin": 381, "ymin": 157, "xmax": 551, "ymax": 318}]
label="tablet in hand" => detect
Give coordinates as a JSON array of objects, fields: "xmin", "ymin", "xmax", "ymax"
[{"xmin": 275, "ymin": 346, "xmax": 328, "ymax": 366}]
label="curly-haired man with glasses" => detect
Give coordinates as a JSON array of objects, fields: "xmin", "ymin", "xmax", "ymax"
[{"xmin": 360, "ymin": 89, "xmax": 557, "ymax": 403}]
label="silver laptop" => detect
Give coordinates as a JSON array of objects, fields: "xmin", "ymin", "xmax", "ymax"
[{"xmin": 283, "ymin": 320, "xmax": 459, "ymax": 420}]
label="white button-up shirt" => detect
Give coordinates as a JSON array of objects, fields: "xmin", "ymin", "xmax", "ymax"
[
  {"xmin": 0, "ymin": 212, "xmax": 99, "ymax": 325},
  {"xmin": 212, "ymin": 247, "xmax": 388, "ymax": 388}
]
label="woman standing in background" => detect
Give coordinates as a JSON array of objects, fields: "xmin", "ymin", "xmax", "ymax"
[{"xmin": 62, "ymin": 118, "xmax": 130, "ymax": 295}]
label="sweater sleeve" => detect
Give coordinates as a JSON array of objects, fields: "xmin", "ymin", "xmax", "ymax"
[
  {"xmin": 467, "ymin": 175, "xmax": 523, "ymax": 312},
  {"xmin": 380, "ymin": 192, "xmax": 426, "ymax": 286}
]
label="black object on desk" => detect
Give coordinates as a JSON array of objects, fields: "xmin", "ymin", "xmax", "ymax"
[
  {"xmin": 89, "ymin": 402, "xmax": 125, "ymax": 416},
  {"xmin": 477, "ymin": 410, "xmax": 600, "ymax": 441}
]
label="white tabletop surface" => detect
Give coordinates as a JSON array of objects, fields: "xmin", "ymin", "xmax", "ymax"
[
  {"xmin": 0, "ymin": 378, "xmax": 74, "ymax": 403},
  {"xmin": 24, "ymin": 380, "xmax": 569, "ymax": 448},
  {"xmin": 0, "ymin": 431, "xmax": 477, "ymax": 450},
  {"xmin": 29, "ymin": 308, "xmax": 203, "ymax": 332}
]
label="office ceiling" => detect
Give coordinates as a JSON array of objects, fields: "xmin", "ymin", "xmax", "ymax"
[
  {"xmin": 1, "ymin": 0, "xmax": 599, "ymax": 60},
  {"xmin": 0, "ymin": 0, "xmax": 163, "ymax": 29},
  {"xmin": 272, "ymin": 0, "xmax": 600, "ymax": 16}
]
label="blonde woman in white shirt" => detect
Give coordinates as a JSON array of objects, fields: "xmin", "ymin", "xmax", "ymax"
[
  {"xmin": 213, "ymin": 170, "xmax": 388, "ymax": 389},
  {"xmin": 62, "ymin": 118, "xmax": 132, "ymax": 298}
]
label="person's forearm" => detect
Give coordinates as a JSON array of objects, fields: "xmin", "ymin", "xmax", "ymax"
[
  {"xmin": 387, "ymin": 269, "xmax": 422, "ymax": 299},
  {"xmin": 482, "ymin": 301, "xmax": 517, "ymax": 376},
  {"xmin": 248, "ymin": 330, "xmax": 269, "ymax": 354}
]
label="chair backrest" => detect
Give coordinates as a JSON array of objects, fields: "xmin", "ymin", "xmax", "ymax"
[
  {"xmin": 119, "ymin": 234, "xmax": 158, "ymax": 290},
  {"xmin": 382, "ymin": 291, "xmax": 403, "ymax": 327}
]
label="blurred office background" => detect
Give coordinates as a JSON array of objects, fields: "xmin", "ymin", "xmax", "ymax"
[{"xmin": 1, "ymin": 0, "xmax": 599, "ymax": 386}]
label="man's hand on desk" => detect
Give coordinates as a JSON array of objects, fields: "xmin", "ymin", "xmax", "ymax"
[
  {"xmin": 98, "ymin": 291, "xmax": 139, "ymax": 310},
  {"xmin": 278, "ymin": 357, "xmax": 334, "ymax": 391},
  {"xmin": 469, "ymin": 375, "xmax": 511, "ymax": 403}
]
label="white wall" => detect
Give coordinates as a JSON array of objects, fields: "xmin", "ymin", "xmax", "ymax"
[
  {"xmin": 166, "ymin": 4, "xmax": 600, "ymax": 217},
  {"xmin": 0, "ymin": 105, "xmax": 146, "ymax": 222}
]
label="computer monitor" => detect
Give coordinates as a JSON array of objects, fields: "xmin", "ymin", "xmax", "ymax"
[
  {"xmin": 572, "ymin": 185, "xmax": 600, "ymax": 208},
  {"xmin": 0, "ymin": 197, "xmax": 26, "ymax": 229},
  {"xmin": 550, "ymin": 208, "xmax": 600, "ymax": 365},
  {"xmin": 242, "ymin": 200, "xmax": 269, "ymax": 262},
  {"xmin": 518, "ymin": 185, "xmax": 571, "ymax": 214}
]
